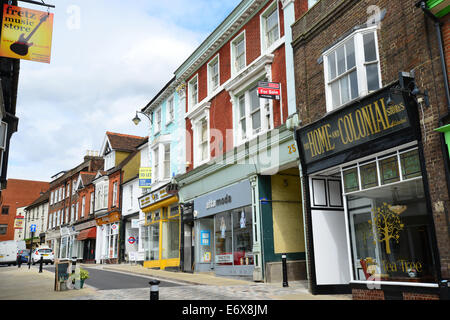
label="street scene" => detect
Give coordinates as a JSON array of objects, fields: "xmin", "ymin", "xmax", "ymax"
[{"xmin": 0, "ymin": 0, "xmax": 449, "ymax": 310}]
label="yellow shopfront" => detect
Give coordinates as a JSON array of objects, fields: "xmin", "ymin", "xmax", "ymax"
[{"xmin": 140, "ymin": 189, "xmax": 180, "ymax": 270}]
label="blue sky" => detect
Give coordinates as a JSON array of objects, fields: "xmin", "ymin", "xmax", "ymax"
[{"xmin": 8, "ymin": 0, "xmax": 241, "ymax": 181}]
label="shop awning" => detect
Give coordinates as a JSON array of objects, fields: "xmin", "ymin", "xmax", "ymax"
[{"xmin": 76, "ymin": 227, "xmax": 97, "ymax": 241}]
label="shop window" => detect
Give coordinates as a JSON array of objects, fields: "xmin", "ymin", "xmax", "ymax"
[
  {"xmin": 162, "ymin": 218, "xmax": 179, "ymax": 260},
  {"xmin": 344, "ymin": 148, "xmax": 437, "ymax": 283},
  {"xmin": 144, "ymin": 223, "xmax": 159, "ymax": 261},
  {"xmin": 323, "ymin": 27, "xmax": 381, "ymax": 112},
  {"xmin": 197, "ymin": 218, "xmax": 214, "ymax": 264},
  {"xmin": 215, "ymin": 212, "xmax": 233, "ymax": 265},
  {"xmin": 232, "ymin": 207, "xmax": 253, "ymax": 266}
]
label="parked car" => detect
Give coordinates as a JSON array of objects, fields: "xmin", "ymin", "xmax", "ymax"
[
  {"xmin": 31, "ymin": 247, "xmax": 54, "ymax": 265},
  {"xmin": 17, "ymin": 249, "xmax": 30, "ymax": 263}
]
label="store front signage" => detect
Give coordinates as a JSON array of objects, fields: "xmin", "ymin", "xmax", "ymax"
[
  {"xmin": 298, "ymin": 88, "xmax": 411, "ymax": 166},
  {"xmin": 257, "ymin": 81, "xmax": 281, "ymax": 100},
  {"xmin": 206, "ymin": 194, "xmax": 232, "ymax": 210},
  {"xmin": 139, "ymin": 167, "xmax": 152, "ymax": 188},
  {"xmin": 14, "ymin": 215, "xmax": 24, "ymax": 229},
  {"xmin": 193, "ymin": 180, "xmax": 252, "ymax": 218},
  {"xmin": 139, "ymin": 186, "xmax": 172, "ymax": 209},
  {"xmin": 216, "ymin": 254, "xmax": 233, "ymax": 263},
  {"xmin": 96, "ymin": 211, "xmax": 120, "ymax": 226},
  {"xmin": 0, "ymin": 4, "xmax": 54, "ymax": 63}
]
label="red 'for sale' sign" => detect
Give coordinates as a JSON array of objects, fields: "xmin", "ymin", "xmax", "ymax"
[{"xmin": 257, "ymin": 81, "xmax": 281, "ymax": 100}]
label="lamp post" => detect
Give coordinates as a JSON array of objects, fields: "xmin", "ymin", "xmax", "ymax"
[{"xmin": 132, "ymin": 111, "xmax": 152, "ymax": 127}]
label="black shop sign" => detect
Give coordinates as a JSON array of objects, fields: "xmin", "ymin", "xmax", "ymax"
[{"xmin": 298, "ymin": 87, "xmax": 412, "ymax": 166}]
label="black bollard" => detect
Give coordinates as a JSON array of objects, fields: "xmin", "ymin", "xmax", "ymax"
[
  {"xmin": 71, "ymin": 257, "xmax": 77, "ymax": 284},
  {"xmin": 39, "ymin": 256, "xmax": 43, "ymax": 273},
  {"xmin": 282, "ymin": 253, "xmax": 288, "ymax": 288},
  {"xmin": 149, "ymin": 280, "xmax": 160, "ymax": 300},
  {"xmin": 439, "ymin": 280, "xmax": 449, "ymax": 300}
]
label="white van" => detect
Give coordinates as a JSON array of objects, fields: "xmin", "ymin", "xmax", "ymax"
[{"xmin": 0, "ymin": 240, "xmax": 26, "ymax": 266}]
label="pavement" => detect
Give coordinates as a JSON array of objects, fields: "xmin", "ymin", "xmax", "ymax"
[{"xmin": 0, "ymin": 263, "xmax": 352, "ymax": 300}]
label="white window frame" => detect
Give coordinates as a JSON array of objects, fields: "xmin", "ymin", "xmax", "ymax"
[
  {"xmin": 323, "ymin": 26, "xmax": 382, "ymax": 112},
  {"xmin": 231, "ymin": 31, "xmax": 246, "ymax": 76},
  {"xmin": 260, "ymin": 1, "xmax": 280, "ymax": 52},
  {"xmin": 90, "ymin": 192, "xmax": 94, "ymax": 214},
  {"xmin": 152, "ymin": 145, "xmax": 160, "ymax": 182},
  {"xmin": 207, "ymin": 54, "xmax": 220, "ymax": 95},
  {"xmin": 164, "ymin": 143, "xmax": 171, "ymax": 180},
  {"xmin": 166, "ymin": 96, "xmax": 175, "ymax": 125},
  {"xmin": 154, "ymin": 107, "xmax": 162, "ymax": 134},
  {"xmin": 72, "ymin": 180, "xmax": 76, "ymax": 195},
  {"xmin": 112, "ymin": 182, "xmax": 118, "ymax": 207},
  {"xmin": 188, "ymin": 75, "xmax": 199, "ymax": 112},
  {"xmin": 82, "ymin": 196, "xmax": 86, "ymax": 218},
  {"xmin": 235, "ymin": 84, "xmax": 272, "ymax": 145},
  {"xmin": 194, "ymin": 116, "xmax": 210, "ymax": 167}
]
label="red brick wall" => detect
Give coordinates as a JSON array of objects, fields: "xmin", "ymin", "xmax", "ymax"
[
  {"xmin": 352, "ymin": 289, "xmax": 385, "ymax": 300},
  {"xmin": 402, "ymin": 292, "xmax": 440, "ymax": 300},
  {"xmin": 108, "ymin": 171, "xmax": 121, "ymax": 211},
  {"xmin": 0, "ymin": 179, "xmax": 49, "ymax": 241},
  {"xmin": 184, "ymin": 0, "xmax": 295, "ymax": 171},
  {"xmin": 443, "ymin": 14, "xmax": 450, "ymax": 89}
]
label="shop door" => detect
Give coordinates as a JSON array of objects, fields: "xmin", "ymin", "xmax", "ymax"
[
  {"xmin": 183, "ymin": 222, "xmax": 194, "ymax": 272},
  {"xmin": 309, "ymin": 176, "xmax": 351, "ymax": 287}
]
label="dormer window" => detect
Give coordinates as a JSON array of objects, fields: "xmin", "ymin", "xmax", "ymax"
[{"xmin": 104, "ymin": 151, "xmax": 115, "ymax": 171}]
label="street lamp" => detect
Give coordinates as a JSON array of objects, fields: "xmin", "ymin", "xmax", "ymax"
[{"xmin": 132, "ymin": 111, "xmax": 152, "ymax": 126}]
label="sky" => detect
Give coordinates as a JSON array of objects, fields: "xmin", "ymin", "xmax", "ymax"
[{"xmin": 7, "ymin": 0, "xmax": 241, "ymax": 182}]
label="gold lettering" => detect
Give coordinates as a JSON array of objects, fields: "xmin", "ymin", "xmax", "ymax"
[
  {"xmin": 338, "ymin": 118, "xmax": 348, "ymax": 145},
  {"xmin": 361, "ymin": 105, "xmax": 376, "ymax": 135},
  {"xmin": 374, "ymin": 100, "xmax": 388, "ymax": 131},
  {"xmin": 380, "ymin": 98, "xmax": 394, "ymax": 129},
  {"xmin": 355, "ymin": 109, "xmax": 367, "ymax": 138},
  {"xmin": 344, "ymin": 115, "xmax": 354, "ymax": 143},
  {"xmin": 307, "ymin": 131, "xmax": 317, "ymax": 158}
]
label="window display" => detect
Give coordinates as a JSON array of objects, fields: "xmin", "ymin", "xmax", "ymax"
[
  {"xmin": 346, "ymin": 149, "xmax": 437, "ymax": 283},
  {"xmin": 232, "ymin": 207, "xmax": 253, "ymax": 266},
  {"xmin": 215, "ymin": 212, "xmax": 232, "ymax": 265},
  {"xmin": 162, "ymin": 217, "xmax": 179, "ymax": 259},
  {"xmin": 197, "ymin": 218, "xmax": 214, "ymax": 264}
]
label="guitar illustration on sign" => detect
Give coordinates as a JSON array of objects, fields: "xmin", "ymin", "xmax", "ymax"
[{"xmin": 10, "ymin": 13, "xmax": 48, "ymax": 56}]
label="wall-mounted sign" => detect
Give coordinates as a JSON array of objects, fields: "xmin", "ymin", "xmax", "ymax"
[
  {"xmin": 193, "ymin": 180, "xmax": 252, "ymax": 218},
  {"xmin": 139, "ymin": 167, "xmax": 152, "ymax": 188},
  {"xmin": 200, "ymin": 230, "xmax": 210, "ymax": 246},
  {"xmin": 0, "ymin": 4, "xmax": 54, "ymax": 63},
  {"xmin": 139, "ymin": 186, "xmax": 173, "ymax": 209},
  {"xmin": 258, "ymin": 81, "xmax": 281, "ymax": 100},
  {"xmin": 297, "ymin": 87, "xmax": 412, "ymax": 166},
  {"xmin": 96, "ymin": 211, "xmax": 120, "ymax": 226},
  {"xmin": 215, "ymin": 254, "xmax": 233, "ymax": 264},
  {"xmin": 14, "ymin": 215, "xmax": 24, "ymax": 229}
]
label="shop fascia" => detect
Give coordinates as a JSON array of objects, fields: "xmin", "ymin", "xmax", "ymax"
[{"xmin": 296, "ymin": 75, "xmax": 441, "ymax": 292}]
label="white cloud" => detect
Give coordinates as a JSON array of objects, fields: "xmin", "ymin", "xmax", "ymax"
[{"xmin": 7, "ymin": 0, "xmax": 240, "ymax": 181}]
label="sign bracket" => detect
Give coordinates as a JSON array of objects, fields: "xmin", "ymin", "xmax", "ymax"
[{"xmin": 18, "ymin": 0, "xmax": 55, "ymax": 8}]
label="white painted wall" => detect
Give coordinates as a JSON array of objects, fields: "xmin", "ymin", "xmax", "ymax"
[{"xmin": 311, "ymin": 209, "xmax": 351, "ymax": 285}]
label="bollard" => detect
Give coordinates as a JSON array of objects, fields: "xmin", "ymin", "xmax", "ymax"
[
  {"xmin": 71, "ymin": 257, "xmax": 77, "ymax": 285},
  {"xmin": 17, "ymin": 255, "xmax": 21, "ymax": 268},
  {"xmin": 149, "ymin": 280, "xmax": 160, "ymax": 300},
  {"xmin": 439, "ymin": 280, "xmax": 449, "ymax": 300},
  {"xmin": 282, "ymin": 253, "xmax": 288, "ymax": 288},
  {"xmin": 39, "ymin": 256, "xmax": 43, "ymax": 273}
]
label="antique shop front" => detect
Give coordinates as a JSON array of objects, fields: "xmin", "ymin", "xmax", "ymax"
[{"xmin": 295, "ymin": 79, "xmax": 441, "ymax": 298}]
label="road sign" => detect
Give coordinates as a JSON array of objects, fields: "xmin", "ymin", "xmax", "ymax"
[
  {"xmin": 128, "ymin": 237, "xmax": 136, "ymax": 244},
  {"xmin": 30, "ymin": 224, "xmax": 36, "ymax": 233}
]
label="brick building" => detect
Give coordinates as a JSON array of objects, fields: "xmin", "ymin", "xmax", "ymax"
[
  {"xmin": 45, "ymin": 153, "xmax": 104, "ymax": 259},
  {"xmin": 292, "ymin": 0, "xmax": 449, "ymax": 299},
  {"xmin": 174, "ymin": 0, "xmax": 310, "ymax": 281},
  {"xmin": 0, "ymin": 179, "xmax": 49, "ymax": 242},
  {"xmin": 94, "ymin": 132, "xmax": 146, "ymax": 264}
]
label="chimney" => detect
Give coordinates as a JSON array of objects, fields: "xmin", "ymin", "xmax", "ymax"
[{"xmin": 84, "ymin": 150, "xmax": 100, "ymax": 162}]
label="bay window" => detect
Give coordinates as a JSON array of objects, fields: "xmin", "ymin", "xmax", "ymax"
[
  {"xmin": 324, "ymin": 27, "xmax": 381, "ymax": 112},
  {"xmin": 236, "ymin": 86, "xmax": 271, "ymax": 144}
]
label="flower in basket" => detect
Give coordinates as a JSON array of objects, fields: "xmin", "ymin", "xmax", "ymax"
[{"xmin": 80, "ymin": 267, "xmax": 90, "ymax": 281}]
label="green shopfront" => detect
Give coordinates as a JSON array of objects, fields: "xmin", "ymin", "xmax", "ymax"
[
  {"xmin": 177, "ymin": 125, "xmax": 306, "ymax": 282},
  {"xmin": 295, "ymin": 79, "xmax": 441, "ymax": 297}
]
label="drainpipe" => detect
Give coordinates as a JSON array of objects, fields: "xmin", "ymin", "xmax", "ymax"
[
  {"xmin": 416, "ymin": 1, "xmax": 450, "ymax": 284},
  {"xmin": 416, "ymin": 1, "xmax": 450, "ymax": 110}
]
